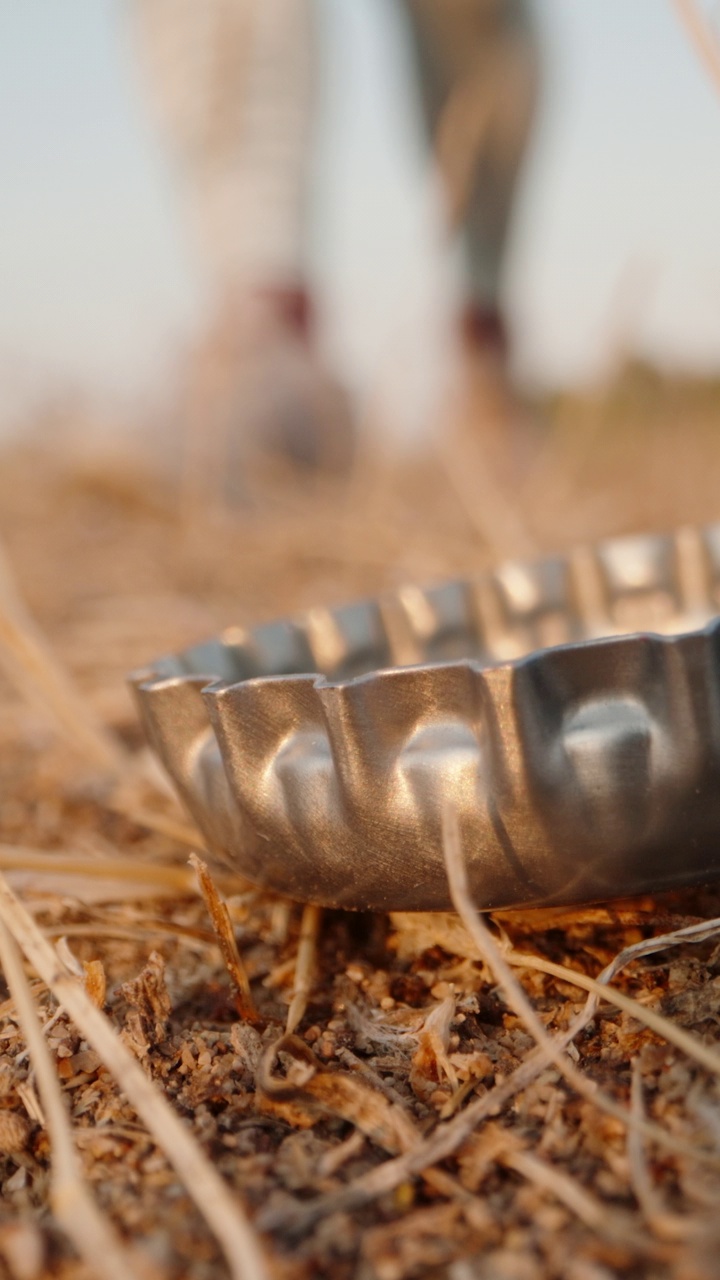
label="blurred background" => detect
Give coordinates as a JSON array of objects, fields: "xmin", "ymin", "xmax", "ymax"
[
  {"xmin": 1, "ymin": 1, "xmax": 720, "ymax": 427},
  {"xmin": 0, "ymin": 0, "xmax": 719, "ymax": 816},
  {"xmin": 1, "ymin": 0, "xmax": 720, "ymax": 659},
  {"xmin": 3, "ymin": 11, "xmax": 720, "ymax": 1272}
]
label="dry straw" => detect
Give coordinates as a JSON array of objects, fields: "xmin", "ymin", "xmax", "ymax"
[
  {"xmin": 673, "ymin": 0, "xmax": 720, "ymax": 96},
  {"xmin": 0, "ymin": 919, "xmax": 135, "ymax": 1280},
  {"xmin": 0, "ymin": 537, "xmax": 125, "ymax": 773},
  {"xmin": 0, "ymin": 870, "xmax": 270, "ymax": 1280}
]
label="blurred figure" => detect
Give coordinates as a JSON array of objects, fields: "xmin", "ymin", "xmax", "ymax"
[
  {"xmin": 406, "ymin": 1, "xmax": 537, "ymax": 359},
  {"xmin": 132, "ymin": 0, "xmax": 343, "ymax": 494},
  {"xmin": 406, "ymin": 0, "xmax": 539, "ymax": 490},
  {"xmin": 132, "ymin": 0, "xmax": 537, "ymax": 492}
]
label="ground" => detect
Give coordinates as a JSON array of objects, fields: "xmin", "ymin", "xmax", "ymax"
[{"xmin": 1, "ymin": 372, "xmax": 720, "ymax": 1279}]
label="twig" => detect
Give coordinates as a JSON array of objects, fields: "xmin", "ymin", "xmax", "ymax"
[
  {"xmin": 628, "ymin": 1059, "xmax": 696, "ymax": 1241},
  {"xmin": 501, "ymin": 1147, "xmax": 614, "ymax": 1234},
  {"xmin": 0, "ymin": 979, "xmax": 46, "ymax": 1021},
  {"xmin": 502, "ymin": 944, "xmax": 720, "ymax": 1079},
  {"xmin": 0, "ymin": 843, "xmax": 252, "ymax": 903},
  {"xmin": 434, "ymin": 429, "xmax": 535, "ymax": 560},
  {"xmin": 597, "ymin": 914, "xmax": 720, "ymax": 985},
  {"xmin": 443, "ymin": 806, "xmax": 668, "ymax": 1119},
  {"xmin": 190, "ymin": 854, "xmax": 261, "ymax": 1024},
  {"xmin": 286, "ymin": 903, "xmax": 322, "ymax": 1034},
  {"xmin": 0, "ymin": 870, "xmax": 269, "ymax": 1280},
  {"xmin": 269, "ymin": 899, "xmax": 292, "ymax": 945},
  {"xmin": 0, "ymin": 920, "xmax": 134, "ymax": 1280},
  {"xmin": 672, "ymin": 0, "xmax": 720, "ymax": 95},
  {"xmin": 44, "ymin": 923, "xmax": 214, "ymax": 951},
  {"xmin": 0, "ymin": 843, "xmax": 198, "ymax": 893},
  {"xmin": 0, "ymin": 538, "xmax": 125, "ymax": 773},
  {"xmin": 106, "ymin": 799, "xmax": 203, "ymax": 848}
]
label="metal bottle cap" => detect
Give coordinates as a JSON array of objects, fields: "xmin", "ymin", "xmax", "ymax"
[{"xmin": 130, "ymin": 525, "xmax": 720, "ymax": 911}]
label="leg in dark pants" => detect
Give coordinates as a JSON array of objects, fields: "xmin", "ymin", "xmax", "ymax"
[{"xmin": 402, "ymin": 0, "xmax": 538, "ymax": 358}]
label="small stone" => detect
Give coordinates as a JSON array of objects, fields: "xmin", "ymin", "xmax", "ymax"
[
  {"xmin": 4, "ymin": 1166, "xmax": 27, "ymax": 1193},
  {"xmin": 0, "ymin": 1111, "xmax": 30, "ymax": 1154}
]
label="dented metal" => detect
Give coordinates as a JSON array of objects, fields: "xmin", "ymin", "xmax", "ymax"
[{"xmin": 130, "ymin": 525, "xmax": 720, "ymax": 911}]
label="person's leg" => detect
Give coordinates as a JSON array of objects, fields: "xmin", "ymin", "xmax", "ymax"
[
  {"xmin": 131, "ymin": 0, "xmax": 353, "ymax": 489},
  {"xmin": 401, "ymin": 0, "xmax": 538, "ymax": 357},
  {"xmin": 401, "ymin": 0, "xmax": 539, "ymax": 511},
  {"xmin": 133, "ymin": 0, "xmax": 315, "ymax": 296}
]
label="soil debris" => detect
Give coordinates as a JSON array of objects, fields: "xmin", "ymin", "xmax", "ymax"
[{"xmin": 2, "ymin": 401, "xmax": 720, "ymax": 1278}]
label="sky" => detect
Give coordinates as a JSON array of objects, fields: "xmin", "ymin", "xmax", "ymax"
[{"xmin": 1, "ymin": 0, "xmax": 720, "ymax": 429}]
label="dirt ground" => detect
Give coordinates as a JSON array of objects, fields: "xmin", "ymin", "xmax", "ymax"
[{"xmin": 2, "ymin": 372, "xmax": 720, "ymax": 1279}]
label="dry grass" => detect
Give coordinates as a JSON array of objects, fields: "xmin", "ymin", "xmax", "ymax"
[
  {"xmin": 2, "ymin": 371, "xmax": 720, "ymax": 1278},
  {"xmin": 673, "ymin": 0, "xmax": 720, "ymax": 98}
]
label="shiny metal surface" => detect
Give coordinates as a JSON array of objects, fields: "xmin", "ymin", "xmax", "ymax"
[{"xmin": 130, "ymin": 525, "xmax": 720, "ymax": 911}]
